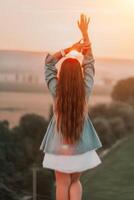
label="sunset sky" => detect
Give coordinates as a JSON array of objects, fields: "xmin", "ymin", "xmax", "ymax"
[{"xmin": 0, "ymin": 0, "xmax": 134, "ymax": 59}]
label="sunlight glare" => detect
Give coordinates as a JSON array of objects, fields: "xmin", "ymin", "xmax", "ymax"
[{"xmin": 121, "ymin": 0, "xmax": 134, "ymax": 9}]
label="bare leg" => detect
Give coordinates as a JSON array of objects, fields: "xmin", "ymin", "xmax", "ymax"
[
  {"xmin": 55, "ymin": 170, "xmax": 71, "ymax": 200},
  {"xmin": 69, "ymin": 172, "xmax": 82, "ymax": 200}
]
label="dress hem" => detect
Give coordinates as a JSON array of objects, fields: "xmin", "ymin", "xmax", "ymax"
[{"xmin": 42, "ymin": 150, "xmax": 102, "ymax": 173}]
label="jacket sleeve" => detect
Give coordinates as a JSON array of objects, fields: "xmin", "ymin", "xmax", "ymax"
[
  {"xmin": 82, "ymin": 51, "xmax": 95, "ymax": 97},
  {"xmin": 44, "ymin": 53, "xmax": 59, "ymax": 97}
]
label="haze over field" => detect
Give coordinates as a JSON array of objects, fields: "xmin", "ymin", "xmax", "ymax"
[{"xmin": 0, "ymin": 50, "xmax": 133, "ymax": 82}]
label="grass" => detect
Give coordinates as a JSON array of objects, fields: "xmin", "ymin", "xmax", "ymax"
[{"xmin": 81, "ymin": 135, "xmax": 134, "ymax": 200}]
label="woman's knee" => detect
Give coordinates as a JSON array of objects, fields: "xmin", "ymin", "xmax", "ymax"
[
  {"xmin": 71, "ymin": 172, "xmax": 81, "ymax": 183},
  {"xmin": 55, "ymin": 170, "xmax": 71, "ymax": 187}
]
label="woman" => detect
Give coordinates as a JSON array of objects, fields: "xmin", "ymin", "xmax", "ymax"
[{"xmin": 39, "ymin": 14, "xmax": 102, "ymax": 200}]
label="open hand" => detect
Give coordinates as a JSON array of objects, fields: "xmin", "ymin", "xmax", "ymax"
[{"xmin": 77, "ymin": 13, "xmax": 90, "ymax": 35}]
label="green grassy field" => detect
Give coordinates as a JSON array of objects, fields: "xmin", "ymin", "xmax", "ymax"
[{"xmin": 81, "ymin": 135, "xmax": 134, "ymax": 200}]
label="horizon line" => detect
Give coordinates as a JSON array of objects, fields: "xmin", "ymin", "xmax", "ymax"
[{"xmin": 0, "ymin": 48, "xmax": 134, "ymax": 62}]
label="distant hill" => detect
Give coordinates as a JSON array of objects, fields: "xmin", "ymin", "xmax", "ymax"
[
  {"xmin": 0, "ymin": 50, "xmax": 133, "ymax": 94},
  {"xmin": 0, "ymin": 50, "xmax": 133, "ymax": 80},
  {"xmin": 95, "ymin": 56, "xmax": 134, "ymax": 80},
  {"xmin": 0, "ymin": 50, "xmax": 46, "ymax": 73}
]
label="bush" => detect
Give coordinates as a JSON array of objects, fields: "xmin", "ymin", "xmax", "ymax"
[
  {"xmin": 19, "ymin": 113, "xmax": 47, "ymax": 138},
  {"xmin": 90, "ymin": 101, "xmax": 134, "ymax": 133},
  {"xmin": 89, "ymin": 103, "xmax": 108, "ymax": 119},
  {"xmin": 108, "ymin": 101, "xmax": 134, "ymax": 132},
  {"xmin": 127, "ymin": 98, "xmax": 134, "ymax": 109},
  {"xmin": 92, "ymin": 117, "xmax": 116, "ymax": 149},
  {"xmin": 111, "ymin": 77, "xmax": 134, "ymax": 102},
  {"xmin": 109, "ymin": 117, "xmax": 127, "ymax": 139}
]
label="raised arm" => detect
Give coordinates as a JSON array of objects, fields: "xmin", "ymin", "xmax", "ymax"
[
  {"xmin": 44, "ymin": 47, "xmax": 71, "ymax": 97},
  {"xmin": 77, "ymin": 14, "xmax": 95, "ymax": 97},
  {"xmin": 45, "ymin": 42, "xmax": 84, "ymax": 97}
]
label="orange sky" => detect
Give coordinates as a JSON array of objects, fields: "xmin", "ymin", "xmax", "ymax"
[{"xmin": 0, "ymin": 0, "xmax": 134, "ymax": 59}]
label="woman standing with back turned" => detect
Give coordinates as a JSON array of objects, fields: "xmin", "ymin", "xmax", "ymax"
[{"xmin": 39, "ymin": 13, "xmax": 102, "ymax": 200}]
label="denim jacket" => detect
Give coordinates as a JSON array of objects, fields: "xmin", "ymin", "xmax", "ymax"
[{"xmin": 39, "ymin": 51, "xmax": 102, "ymax": 155}]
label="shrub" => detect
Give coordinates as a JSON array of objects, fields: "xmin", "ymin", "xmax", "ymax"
[
  {"xmin": 109, "ymin": 117, "xmax": 127, "ymax": 139},
  {"xmin": 111, "ymin": 77, "xmax": 134, "ymax": 102},
  {"xmin": 90, "ymin": 101, "xmax": 134, "ymax": 132},
  {"xmin": 89, "ymin": 103, "xmax": 109, "ymax": 119},
  {"xmin": 92, "ymin": 117, "xmax": 116, "ymax": 149},
  {"xmin": 108, "ymin": 101, "xmax": 134, "ymax": 132}
]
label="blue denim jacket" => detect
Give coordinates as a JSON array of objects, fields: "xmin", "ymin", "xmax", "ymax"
[{"xmin": 39, "ymin": 52, "xmax": 102, "ymax": 155}]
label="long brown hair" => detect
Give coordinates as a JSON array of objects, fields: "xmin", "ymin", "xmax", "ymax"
[{"xmin": 54, "ymin": 57, "xmax": 88, "ymax": 145}]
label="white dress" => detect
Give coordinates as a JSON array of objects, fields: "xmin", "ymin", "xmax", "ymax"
[{"xmin": 42, "ymin": 144, "xmax": 101, "ymax": 173}]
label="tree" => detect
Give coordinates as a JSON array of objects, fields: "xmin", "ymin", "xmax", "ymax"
[
  {"xmin": 0, "ymin": 114, "xmax": 53, "ymax": 199},
  {"xmin": 111, "ymin": 77, "xmax": 134, "ymax": 102},
  {"xmin": 18, "ymin": 113, "xmax": 48, "ymax": 165}
]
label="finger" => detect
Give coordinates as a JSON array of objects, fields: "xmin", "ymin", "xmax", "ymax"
[
  {"xmin": 87, "ymin": 17, "xmax": 90, "ymax": 25},
  {"xmin": 82, "ymin": 47, "xmax": 90, "ymax": 51},
  {"xmin": 85, "ymin": 15, "xmax": 88, "ymax": 24},
  {"xmin": 82, "ymin": 44, "xmax": 91, "ymax": 48},
  {"xmin": 83, "ymin": 44, "xmax": 90, "ymax": 47},
  {"xmin": 76, "ymin": 38, "xmax": 83, "ymax": 43},
  {"xmin": 83, "ymin": 43, "xmax": 90, "ymax": 46},
  {"xmin": 79, "ymin": 38, "xmax": 84, "ymax": 44},
  {"xmin": 84, "ymin": 15, "xmax": 86, "ymax": 24},
  {"xmin": 77, "ymin": 20, "xmax": 80, "ymax": 28},
  {"xmin": 83, "ymin": 15, "xmax": 85, "ymax": 24},
  {"xmin": 78, "ymin": 39, "xmax": 82, "ymax": 43},
  {"xmin": 82, "ymin": 46, "xmax": 90, "ymax": 49},
  {"xmin": 83, "ymin": 44, "xmax": 91, "ymax": 47},
  {"xmin": 80, "ymin": 14, "xmax": 82, "ymax": 24},
  {"xmin": 81, "ymin": 13, "xmax": 84, "ymax": 23},
  {"xmin": 82, "ymin": 42, "xmax": 90, "ymax": 46},
  {"xmin": 81, "ymin": 13, "xmax": 84, "ymax": 18},
  {"xmin": 84, "ymin": 14, "xmax": 87, "ymax": 24},
  {"xmin": 84, "ymin": 42, "xmax": 90, "ymax": 45}
]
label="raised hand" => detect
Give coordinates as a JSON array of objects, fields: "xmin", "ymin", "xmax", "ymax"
[
  {"xmin": 71, "ymin": 39, "xmax": 85, "ymax": 52},
  {"xmin": 77, "ymin": 13, "xmax": 90, "ymax": 35},
  {"xmin": 77, "ymin": 13, "xmax": 91, "ymax": 55},
  {"xmin": 70, "ymin": 39, "xmax": 91, "ymax": 56},
  {"xmin": 81, "ymin": 42, "xmax": 91, "ymax": 55}
]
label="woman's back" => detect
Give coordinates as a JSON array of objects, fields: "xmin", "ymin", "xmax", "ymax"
[{"xmin": 39, "ymin": 51, "xmax": 102, "ymax": 155}]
